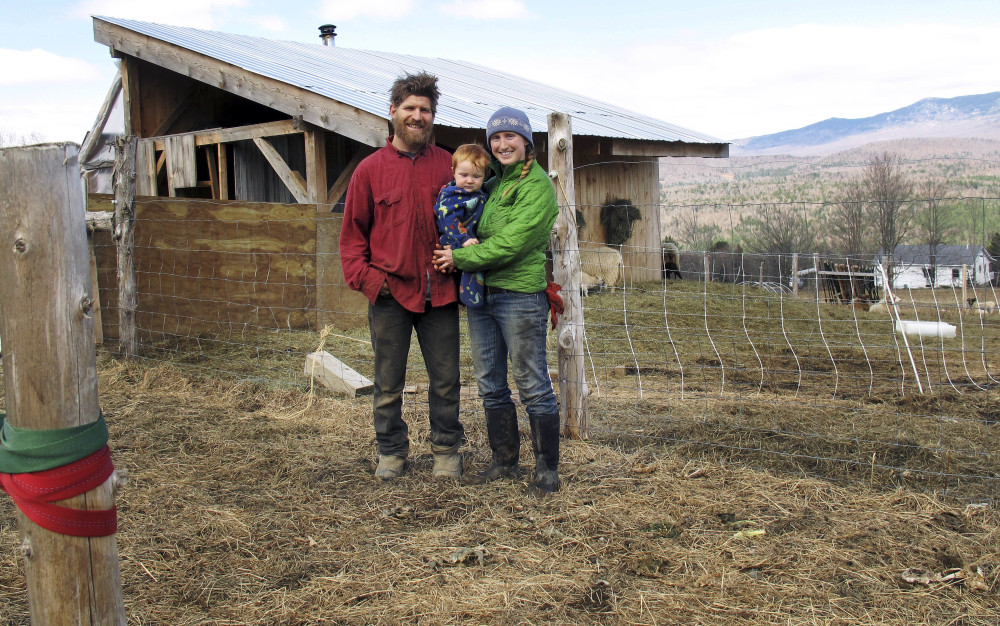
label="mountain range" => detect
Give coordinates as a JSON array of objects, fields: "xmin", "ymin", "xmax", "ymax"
[{"xmin": 730, "ymin": 91, "xmax": 1000, "ymax": 156}]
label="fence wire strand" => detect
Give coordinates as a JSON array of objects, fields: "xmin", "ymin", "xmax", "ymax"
[{"xmin": 63, "ymin": 187, "xmax": 1000, "ymax": 502}]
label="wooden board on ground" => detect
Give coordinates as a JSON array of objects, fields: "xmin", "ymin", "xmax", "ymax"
[{"xmin": 304, "ymin": 350, "xmax": 373, "ymax": 397}]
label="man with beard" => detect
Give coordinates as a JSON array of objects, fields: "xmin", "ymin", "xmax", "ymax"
[{"xmin": 340, "ymin": 72, "xmax": 465, "ymax": 481}]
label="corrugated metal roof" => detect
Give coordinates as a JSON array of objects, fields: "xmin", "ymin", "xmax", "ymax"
[
  {"xmin": 888, "ymin": 245, "xmax": 990, "ymax": 266},
  {"xmin": 95, "ymin": 16, "xmax": 724, "ymax": 145}
]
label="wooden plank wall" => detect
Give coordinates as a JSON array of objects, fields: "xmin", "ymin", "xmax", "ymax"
[
  {"xmin": 87, "ymin": 194, "xmax": 369, "ymax": 340},
  {"xmin": 316, "ymin": 207, "xmax": 369, "ymax": 330},
  {"xmin": 574, "ymin": 155, "xmax": 661, "ymax": 282}
]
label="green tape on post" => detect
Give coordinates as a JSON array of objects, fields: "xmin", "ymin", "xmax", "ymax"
[{"xmin": 0, "ymin": 412, "xmax": 109, "ymax": 474}]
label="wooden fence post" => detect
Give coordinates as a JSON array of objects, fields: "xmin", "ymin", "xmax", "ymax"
[
  {"xmin": 962, "ymin": 264, "xmax": 969, "ymax": 306},
  {"xmin": 547, "ymin": 112, "xmax": 587, "ymax": 440},
  {"xmin": 0, "ymin": 143, "xmax": 125, "ymax": 624},
  {"xmin": 113, "ymin": 136, "xmax": 138, "ymax": 357},
  {"xmin": 813, "ymin": 254, "xmax": 822, "ymax": 303},
  {"xmin": 791, "ymin": 253, "xmax": 799, "ymax": 298}
]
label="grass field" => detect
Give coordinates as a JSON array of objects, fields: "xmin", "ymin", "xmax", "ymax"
[{"xmin": 1, "ymin": 281, "xmax": 999, "ymax": 624}]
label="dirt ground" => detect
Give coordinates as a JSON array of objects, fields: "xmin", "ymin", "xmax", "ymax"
[{"xmin": 2, "ymin": 352, "xmax": 998, "ymax": 625}]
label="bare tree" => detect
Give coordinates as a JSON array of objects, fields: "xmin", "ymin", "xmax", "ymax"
[
  {"xmin": 741, "ymin": 202, "xmax": 820, "ymax": 254},
  {"xmin": 0, "ymin": 130, "xmax": 45, "ymax": 147},
  {"xmin": 913, "ymin": 178, "xmax": 956, "ymax": 286},
  {"xmin": 864, "ymin": 152, "xmax": 913, "ymax": 285},
  {"xmin": 827, "ymin": 180, "xmax": 871, "ymax": 261},
  {"xmin": 738, "ymin": 202, "xmax": 821, "ymax": 284},
  {"xmin": 672, "ymin": 208, "xmax": 723, "ymax": 251}
]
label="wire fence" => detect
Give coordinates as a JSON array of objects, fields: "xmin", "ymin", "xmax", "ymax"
[{"xmin": 73, "ymin": 190, "xmax": 1000, "ymax": 503}]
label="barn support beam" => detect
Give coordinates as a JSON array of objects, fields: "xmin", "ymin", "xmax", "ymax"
[
  {"xmin": 305, "ymin": 129, "xmax": 327, "ymax": 204},
  {"xmin": 547, "ymin": 112, "xmax": 588, "ymax": 440},
  {"xmin": 150, "ymin": 118, "xmax": 305, "ymax": 150},
  {"xmin": 118, "ymin": 55, "xmax": 142, "ymax": 136},
  {"xmin": 114, "ymin": 136, "xmax": 139, "ymax": 357},
  {"xmin": 217, "ymin": 142, "xmax": 230, "ymax": 200},
  {"xmin": 253, "ymin": 137, "xmax": 309, "ymax": 204},
  {"xmin": 0, "ymin": 143, "xmax": 125, "ymax": 625},
  {"xmin": 79, "ymin": 69, "xmax": 122, "ymax": 166}
]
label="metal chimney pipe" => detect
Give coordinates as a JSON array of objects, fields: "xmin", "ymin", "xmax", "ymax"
[{"xmin": 319, "ymin": 24, "xmax": 337, "ymax": 46}]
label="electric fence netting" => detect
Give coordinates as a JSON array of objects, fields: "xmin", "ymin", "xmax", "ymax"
[{"xmin": 43, "ymin": 166, "xmax": 1000, "ymax": 503}]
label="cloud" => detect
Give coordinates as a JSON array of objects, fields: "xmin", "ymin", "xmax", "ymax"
[
  {"xmin": 510, "ymin": 22, "xmax": 1000, "ymax": 139},
  {"xmin": 75, "ymin": 0, "xmax": 247, "ymax": 28},
  {"xmin": 0, "ymin": 49, "xmax": 104, "ymax": 85},
  {"xmin": 0, "ymin": 81, "xmax": 111, "ymax": 142},
  {"xmin": 437, "ymin": 0, "xmax": 530, "ymax": 19},
  {"xmin": 243, "ymin": 14, "xmax": 291, "ymax": 33},
  {"xmin": 317, "ymin": 0, "xmax": 414, "ymax": 20}
]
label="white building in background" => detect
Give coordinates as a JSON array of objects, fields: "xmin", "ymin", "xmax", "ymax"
[{"xmin": 875, "ymin": 245, "xmax": 994, "ymax": 289}]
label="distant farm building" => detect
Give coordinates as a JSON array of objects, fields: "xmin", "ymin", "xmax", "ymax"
[{"xmin": 876, "ymin": 245, "xmax": 994, "ymax": 289}]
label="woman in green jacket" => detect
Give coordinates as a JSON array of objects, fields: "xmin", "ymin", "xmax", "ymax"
[{"xmin": 433, "ymin": 106, "xmax": 561, "ymax": 493}]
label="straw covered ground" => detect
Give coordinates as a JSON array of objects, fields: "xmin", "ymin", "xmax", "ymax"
[{"xmin": 1, "ymin": 350, "xmax": 999, "ymax": 624}]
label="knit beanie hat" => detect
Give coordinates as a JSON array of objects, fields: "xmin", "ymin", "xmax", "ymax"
[{"xmin": 487, "ymin": 107, "xmax": 533, "ymax": 148}]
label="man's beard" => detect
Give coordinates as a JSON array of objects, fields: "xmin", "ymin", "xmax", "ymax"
[{"xmin": 393, "ymin": 118, "xmax": 432, "ymax": 148}]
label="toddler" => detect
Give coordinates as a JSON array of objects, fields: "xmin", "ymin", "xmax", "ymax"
[{"xmin": 434, "ymin": 144, "xmax": 490, "ymax": 307}]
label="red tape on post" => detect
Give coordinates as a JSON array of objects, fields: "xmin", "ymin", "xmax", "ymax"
[{"xmin": 0, "ymin": 445, "xmax": 118, "ymax": 537}]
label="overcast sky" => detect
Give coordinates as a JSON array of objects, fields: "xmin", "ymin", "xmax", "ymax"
[{"xmin": 3, "ymin": 0, "xmax": 1000, "ymax": 143}]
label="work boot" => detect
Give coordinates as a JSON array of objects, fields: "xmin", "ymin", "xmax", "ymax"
[
  {"xmin": 431, "ymin": 442, "xmax": 463, "ymax": 479},
  {"xmin": 527, "ymin": 412, "xmax": 561, "ymax": 495},
  {"xmin": 467, "ymin": 405, "xmax": 522, "ymax": 484},
  {"xmin": 375, "ymin": 454, "xmax": 406, "ymax": 481}
]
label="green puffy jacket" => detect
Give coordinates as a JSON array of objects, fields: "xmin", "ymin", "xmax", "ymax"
[{"xmin": 452, "ymin": 159, "xmax": 558, "ymax": 293}]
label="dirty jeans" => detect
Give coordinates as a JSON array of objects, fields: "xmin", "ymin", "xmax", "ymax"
[
  {"xmin": 368, "ymin": 296, "xmax": 463, "ymax": 457},
  {"xmin": 466, "ymin": 290, "xmax": 558, "ymax": 416}
]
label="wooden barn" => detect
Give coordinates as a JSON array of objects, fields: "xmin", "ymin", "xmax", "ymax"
[{"xmin": 84, "ymin": 16, "xmax": 727, "ymax": 338}]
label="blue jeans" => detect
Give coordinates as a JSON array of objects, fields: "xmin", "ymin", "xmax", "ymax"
[
  {"xmin": 368, "ymin": 296, "xmax": 463, "ymax": 457},
  {"xmin": 467, "ymin": 290, "xmax": 559, "ymax": 416}
]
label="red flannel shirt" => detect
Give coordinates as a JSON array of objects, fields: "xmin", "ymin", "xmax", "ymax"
[{"xmin": 340, "ymin": 138, "xmax": 458, "ymax": 313}]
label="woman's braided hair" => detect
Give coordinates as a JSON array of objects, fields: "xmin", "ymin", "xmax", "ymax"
[{"xmin": 518, "ymin": 145, "xmax": 535, "ymax": 182}]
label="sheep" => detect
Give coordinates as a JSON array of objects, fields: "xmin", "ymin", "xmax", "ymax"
[
  {"xmin": 850, "ymin": 298, "xmax": 872, "ymax": 312},
  {"xmin": 575, "ymin": 269, "xmax": 606, "ymax": 296},
  {"xmin": 578, "ymin": 243, "xmax": 623, "ymax": 292},
  {"xmin": 967, "ymin": 297, "xmax": 996, "ymax": 315},
  {"xmin": 661, "ymin": 242, "xmax": 682, "ymax": 280},
  {"xmin": 867, "ymin": 294, "xmax": 901, "ymax": 315},
  {"xmin": 662, "ymin": 260, "xmax": 682, "ymax": 280}
]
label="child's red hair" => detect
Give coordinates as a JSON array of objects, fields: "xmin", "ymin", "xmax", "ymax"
[{"xmin": 452, "ymin": 144, "xmax": 491, "ymax": 173}]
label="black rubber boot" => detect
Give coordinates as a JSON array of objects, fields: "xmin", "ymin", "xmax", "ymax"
[
  {"xmin": 527, "ymin": 412, "xmax": 561, "ymax": 494},
  {"xmin": 468, "ymin": 405, "xmax": 522, "ymax": 484}
]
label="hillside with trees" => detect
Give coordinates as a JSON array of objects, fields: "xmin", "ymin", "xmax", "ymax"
[{"xmin": 659, "ymin": 137, "xmax": 1000, "ymax": 255}]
